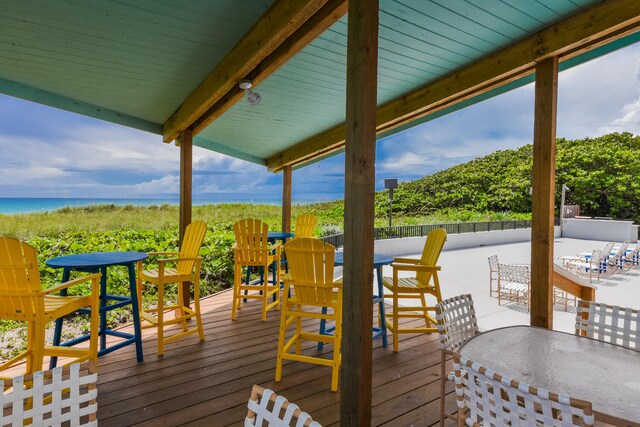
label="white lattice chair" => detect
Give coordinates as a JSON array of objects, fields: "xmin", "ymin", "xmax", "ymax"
[
  {"xmin": 453, "ymin": 354, "xmax": 594, "ymax": 426},
  {"xmin": 435, "ymin": 294, "xmax": 479, "ymax": 426},
  {"xmin": 0, "ymin": 362, "xmax": 97, "ymax": 426},
  {"xmin": 245, "ymin": 385, "xmax": 321, "ymax": 427},
  {"xmin": 497, "ymin": 263, "xmax": 530, "ymax": 307},
  {"xmin": 487, "ymin": 255, "xmax": 499, "ymax": 297},
  {"xmin": 575, "ymin": 300, "xmax": 639, "ymax": 350}
]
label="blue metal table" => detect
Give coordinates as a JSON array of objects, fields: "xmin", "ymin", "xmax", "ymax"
[
  {"xmin": 267, "ymin": 231, "xmax": 295, "ymax": 243},
  {"xmin": 244, "ymin": 231, "xmax": 295, "ymax": 298},
  {"xmin": 320, "ymin": 251, "xmax": 392, "ymax": 348},
  {"xmin": 46, "ymin": 251, "xmax": 147, "ymax": 367}
]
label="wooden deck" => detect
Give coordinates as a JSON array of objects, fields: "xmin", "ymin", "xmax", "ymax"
[{"xmin": 95, "ymin": 289, "xmax": 456, "ymax": 426}]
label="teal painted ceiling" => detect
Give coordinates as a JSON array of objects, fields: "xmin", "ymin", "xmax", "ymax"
[{"xmin": 0, "ymin": 0, "xmax": 627, "ymax": 167}]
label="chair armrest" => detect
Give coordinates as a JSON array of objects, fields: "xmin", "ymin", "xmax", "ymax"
[
  {"xmin": 43, "ymin": 273, "xmax": 101, "ymax": 295},
  {"xmin": 268, "ymin": 242, "xmax": 282, "ymax": 251},
  {"xmin": 157, "ymin": 256, "xmax": 203, "ymax": 265},
  {"xmin": 148, "ymin": 251, "xmax": 180, "ymax": 256},
  {"xmin": 391, "ymin": 263, "xmax": 441, "ymax": 272},
  {"xmin": 392, "ymin": 257, "xmax": 421, "ymax": 264}
]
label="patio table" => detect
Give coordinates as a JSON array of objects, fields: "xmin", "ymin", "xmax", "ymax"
[
  {"xmin": 242, "ymin": 231, "xmax": 294, "ymax": 297},
  {"xmin": 459, "ymin": 325, "xmax": 640, "ymax": 425},
  {"xmin": 46, "ymin": 251, "xmax": 147, "ymax": 367},
  {"xmin": 320, "ymin": 252, "xmax": 392, "ymax": 348}
]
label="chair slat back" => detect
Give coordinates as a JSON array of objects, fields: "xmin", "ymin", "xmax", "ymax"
[
  {"xmin": 417, "ymin": 228, "xmax": 446, "ymax": 285},
  {"xmin": 0, "ymin": 363, "xmax": 98, "ymax": 426},
  {"xmin": 0, "ymin": 237, "xmax": 43, "ymax": 321},
  {"xmin": 294, "ymin": 214, "xmax": 318, "ymax": 238},
  {"xmin": 602, "ymin": 242, "xmax": 614, "ymax": 258},
  {"xmin": 283, "ymin": 238, "xmax": 336, "ymax": 306},
  {"xmin": 234, "ymin": 219, "xmax": 271, "ymax": 265},
  {"xmin": 498, "ymin": 263, "xmax": 530, "ymax": 285},
  {"xmin": 177, "ymin": 220, "xmax": 207, "ymax": 273},
  {"xmin": 453, "ymin": 354, "xmax": 594, "ymax": 426},
  {"xmin": 245, "ymin": 385, "xmax": 321, "ymax": 427},
  {"xmin": 487, "ymin": 255, "xmax": 498, "ymax": 272},
  {"xmin": 435, "ymin": 294, "xmax": 478, "ymax": 352},
  {"xmin": 575, "ymin": 300, "xmax": 639, "ymax": 350}
]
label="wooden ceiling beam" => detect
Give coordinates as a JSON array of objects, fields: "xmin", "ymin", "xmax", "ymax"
[
  {"xmin": 266, "ymin": 0, "xmax": 640, "ymax": 171},
  {"xmin": 192, "ymin": 0, "xmax": 348, "ymax": 135},
  {"xmin": 162, "ymin": 0, "xmax": 332, "ymax": 143}
]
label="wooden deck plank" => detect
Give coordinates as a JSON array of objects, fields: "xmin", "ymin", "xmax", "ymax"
[{"xmin": 95, "ymin": 289, "xmax": 445, "ymax": 426}]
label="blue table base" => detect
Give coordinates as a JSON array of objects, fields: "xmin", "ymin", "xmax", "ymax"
[
  {"xmin": 318, "ymin": 261, "xmax": 388, "ymax": 349},
  {"xmin": 47, "ymin": 256, "xmax": 145, "ymax": 368}
]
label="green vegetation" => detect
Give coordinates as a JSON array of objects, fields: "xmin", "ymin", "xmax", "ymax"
[{"xmin": 371, "ymin": 132, "xmax": 640, "ymax": 222}]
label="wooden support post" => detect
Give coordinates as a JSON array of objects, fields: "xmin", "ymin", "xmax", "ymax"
[
  {"xmin": 530, "ymin": 57, "xmax": 558, "ymax": 329},
  {"xmin": 178, "ymin": 127, "xmax": 193, "ymax": 308},
  {"xmin": 340, "ymin": 0, "xmax": 378, "ymax": 425},
  {"xmin": 282, "ymin": 165, "xmax": 292, "ymax": 232}
]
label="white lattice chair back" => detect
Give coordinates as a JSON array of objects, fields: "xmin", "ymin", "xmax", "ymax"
[
  {"xmin": 453, "ymin": 354, "xmax": 594, "ymax": 426},
  {"xmin": 487, "ymin": 255, "xmax": 498, "ymax": 272},
  {"xmin": 0, "ymin": 363, "xmax": 97, "ymax": 426},
  {"xmin": 245, "ymin": 385, "xmax": 321, "ymax": 427},
  {"xmin": 575, "ymin": 300, "xmax": 639, "ymax": 350},
  {"xmin": 435, "ymin": 294, "xmax": 479, "ymax": 352}
]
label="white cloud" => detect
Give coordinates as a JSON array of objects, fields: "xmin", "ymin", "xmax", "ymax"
[{"xmin": 124, "ymin": 175, "xmax": 180, "ymax": 195}]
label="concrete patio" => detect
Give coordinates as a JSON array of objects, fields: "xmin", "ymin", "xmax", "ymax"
[{"xmin": 377, "ymin": 236, "xmax": 640, "ymax": 333}]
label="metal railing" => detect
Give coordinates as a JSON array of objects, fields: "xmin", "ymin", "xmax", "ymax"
[{"xmin": 319, "ymin": 219, "xmax": 552, "ymax": 249}]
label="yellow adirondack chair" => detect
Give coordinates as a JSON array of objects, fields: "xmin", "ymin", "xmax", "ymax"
[
  {"xmin": 294, "ymin": 214, "xmax": 318, "ymax": 238},
  {"xmin": 0, "ymin": 237, "xmax": 100, "ymax": 378},
  {"xmin": 382, "ymin": 228, "xmax": 447, "ymax": 352},
  {"xmin": 232, "ymin": 219, "xmax": 281, "ymax": 321},
  {"xmin": 137, "ymin": 220, "xmax": 207, "ymax": 356},
  {"xmin": 275, "ymin": 238, "xmax": 342, "ymax": 392}
]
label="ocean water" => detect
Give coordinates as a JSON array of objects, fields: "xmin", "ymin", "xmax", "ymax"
[{"xmin": 0, "ymin": 198, "xmax": 182, "ymax": 214}]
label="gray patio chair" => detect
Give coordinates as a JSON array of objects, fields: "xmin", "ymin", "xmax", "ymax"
[
  {"xmin": 435, "ymin": 294, "xmax": 479, "ymax": 426},
  {"xmin": 497, "ymin": 263, "xmax": 530, "ymax": 308},
  {"xmin": 453, "ymin": 353, "xmax": 595, "ymax": 426},
  {"xmin": 245, "ymin": 385, "xmax": 321, "ymax": 427},
  {"xmin": 487, "ymin": 255, "xmax": 499, "ymax": 297},
  {"xmin": 575, "ymin": 300, "xmax": 639, "ymax": 350}
]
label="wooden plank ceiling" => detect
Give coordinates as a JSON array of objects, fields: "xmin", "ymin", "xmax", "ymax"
[{"xmin": 2, "ymin": 0, "xmax": 639, "ymax": 170}]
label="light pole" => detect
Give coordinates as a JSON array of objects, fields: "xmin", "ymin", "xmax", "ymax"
[
  {"xmin": 560, "ymin": 184, "xmax": 570, "ymax": 237},
  {"xmin": 384, "ymin": 178, "xmax": 398, "ymax": 228}
]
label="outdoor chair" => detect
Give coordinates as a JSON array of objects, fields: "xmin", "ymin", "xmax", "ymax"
[
  {"xmin": 245, "ymin": 385, "xmax": 321, "ymax": 427},
  {"xmin": 575, "ymin": 300, "xmax": 639, "ymax": 350},
  {"xmin": 487, "ymin": 255, "xmax": 499, "ymax": 297},
  {"xmin": 294, "ymin": 213, "xmax": 318, "ymax": 238},
  {"xmin": 435, "ymin": 294, "xmax": 479, "ymax": 426},
  {"xmin": 0, "ymin": 362, "xmax": 98, "ymax": 426},
  {"xmin": 623, "ymin": 243, "xmax": 640, "ymax": 270},
  {"xmin": 137, "ymin": 220, "xmax": 207, "ymax": 356},
  {"xmin": 496, "ymin": 263, "xmax": 530, "ymax": 308},
  {"xmin": 275, "ymin": 238, "xmax": 342, "ymax": 392},
  {"xmin": 0, "ymin": 237, "xmax": 100, "ymax": 377},
  {"xmin": 453, "ymin": 353, "xmax": 595, "ymax": 426},
  {"xmin": 382, "ymin": 228, "xmax": 447, "ymax": 352},
  {"xmin": 563, "ymin": 249, "xmax": 608, "ymax": 283},
  {"xmin": 232, "ymin": 219, "xmax": 282, "ymax": 321},
  {"xmin": 603, "ymin": 240, "xmax": 630, "ymax": 276}
]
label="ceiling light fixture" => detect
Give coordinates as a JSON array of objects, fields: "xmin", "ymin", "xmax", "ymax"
[{"xmin": 239, "ymin": 79, "xmax": 261, "ymax": 106}]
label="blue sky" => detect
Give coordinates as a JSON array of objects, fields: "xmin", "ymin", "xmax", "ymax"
[{"xmin": 1, "ymin": 42, "xmax": 640, "ymax": 203}]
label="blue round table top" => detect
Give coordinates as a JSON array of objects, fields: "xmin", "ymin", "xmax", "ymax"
[
  {"xmin": 334, "ymin": 252, "xmax": 394, "ymax": 267},
  {"xmin": 46, "ymin": 252, "xmax": 148, "ymax": 269},
  {"xmin": 267, "ymin": 232, "xmax": 295, "ymax": 240}
]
